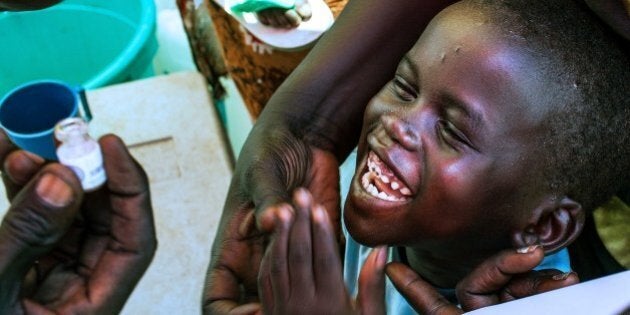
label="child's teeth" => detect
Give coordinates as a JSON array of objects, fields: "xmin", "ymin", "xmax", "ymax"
[
  {"xmin": 368, "ymin": 184, "xmax": 378, "ymax": 195},
  {"xmin": 362, "ymin": 172, "xmax": 370, "ymax": 187},
  {"xmin": 380, "ymin": 175, "xmax": 390, "ymax": 183},
  {"xmin": 363, "ymin": 151, "xmax": 413, "ymax": 201},
  {"xmin": 391, "ymin": 182, "xmax": 400, "ymax": 190}
]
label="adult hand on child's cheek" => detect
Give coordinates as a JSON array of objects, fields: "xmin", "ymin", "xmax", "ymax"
[
  {"xmin": 386, "ymin": 246, "xmax": 579, "ymax": 314},
  {"xmin": 258, "ymin": 189, "xmax": 385, "ymax": 315},
  {"xmin": 455, "ymin": 246, "xmax": 578, "ymax": 310},
  {"xmin": 0, "ymin": 132, "xmax": 157, "ymax": 314}
]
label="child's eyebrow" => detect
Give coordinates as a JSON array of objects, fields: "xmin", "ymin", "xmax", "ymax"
[{"xmin": 400, "ymin": 55, "xmax": 419, "ymax": 80}]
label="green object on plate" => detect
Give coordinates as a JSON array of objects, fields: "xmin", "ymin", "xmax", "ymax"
[
  {"xmin": 0, "ymin": 0, "xmax": 157, "ymax": 98},
  {"xmin": 230, "ymin": 0, "xmax": 295, "ymax": 13}
]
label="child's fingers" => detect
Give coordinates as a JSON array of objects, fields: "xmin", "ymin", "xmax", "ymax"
[
  {"xmin": 386, "ymin": 262, "xmax": 463, "ymax": 315},
  {"xmin": 266, "ymin": 205, "xmax": 293, "ymax": 312},
  {"xmin": 310, "ymin": 204, "xmax": 344, "ymax": 294},
  {"xmin": 288, "ymin": 188, "xmax": 315, "ymax": 291},
  {"xmin": 356, "ymin": 246, "xmax": 387, "ymax": 315}
]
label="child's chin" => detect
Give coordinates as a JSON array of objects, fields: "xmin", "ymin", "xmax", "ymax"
[{"xmin": 344, "ymin": 212, "xmax": 391, "ymax": 247}]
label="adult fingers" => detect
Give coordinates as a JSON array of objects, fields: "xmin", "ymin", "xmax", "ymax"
[
  {"xmin": 0, "ymin": 164, "xmax": 82, "ymax": 313},
  {"xmin": 256, "ymin": 11, "xmax": 271, "ymax": 26},
  {"xmin": 386, "ymin": 262, "xmax": 463, "ymax": 315},
  {"xmin": 202, "ymin": 172, "xmax": 270, "ymax": 314},
  {"xmin": 81, "ymin": 135, "xmax": 156, "ymax": 313},
  {"xmin": 203, "ymin": 206, "xmax": 264, "ymax": 315},
  {"xmin": 0, "ymin": 128, "xmax": 15, "ymax": 160},
  {"xmin": 497, "ymin": 269, "xmax": 579, "ymax": 302},
  {"xmin": 456, "ymin": 245, "xmax": 544, "ymax": 311},
  {"xmin": 2, "ymin": 150, "xmax": 46, "ymax": 201},
  {"xmin": 0, "ymin": 130, "xmax": 45, "ymax": 201},
  {"xmin": 295, "ymin": 0, "xmax": 312, "ymax": 21},
  {"xmin": 284, "ymin": 10, "xmax": 301, "ymax": 28},
  {"xmin": 356, "ymin": 246, "xmax": 387, "ymax": 315}
]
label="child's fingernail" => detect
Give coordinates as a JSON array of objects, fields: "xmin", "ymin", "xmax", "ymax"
[
  {"xmin": 552, "ymin": 272, "xmax": 575, "ymax": 281},
  {"xmin": 516, "ymin": 244, "xmax": 540, "ymax": 254},
  {"xmin": 374, "ymin": 246, "xmax": 388, "ymax": 267},
  {"xmin": 36, "ymin": 173, "xmax": 74, "ymax": 207},
  {"xmin": 312, "ymin": 205, "xmax": 327, "ymax": 222},
  {"xmin": 276, "ymin": 205, "xmax": 294, "ymax": 223}
]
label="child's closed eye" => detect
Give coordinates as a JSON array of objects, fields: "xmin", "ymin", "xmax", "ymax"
[
  {"xmin": 437, "ymin": 119, "xmax": 474, "ymax": 150},
  {"xmin": 390, "ymin": 75, "xmax": 417, "ymax": 101}
]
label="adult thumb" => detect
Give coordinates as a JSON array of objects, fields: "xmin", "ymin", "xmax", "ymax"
[{"xmin": 0, "ymin": 165, "xmax": 82, "ymax": 293}]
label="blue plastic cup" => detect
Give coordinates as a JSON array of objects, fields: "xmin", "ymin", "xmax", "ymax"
[{"xmin": 0, "ymin": 80, "xmax": 92, "ymax": 160}]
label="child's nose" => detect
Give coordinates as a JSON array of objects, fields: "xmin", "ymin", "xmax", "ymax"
[{"xmin": 380, "ymin": 114, "xmax": 421, "ymax": 151}]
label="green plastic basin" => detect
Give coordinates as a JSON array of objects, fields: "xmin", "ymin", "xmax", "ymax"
[{"xmin": 0, "ymin": 0, "xmax": 157, "ymax": 97}]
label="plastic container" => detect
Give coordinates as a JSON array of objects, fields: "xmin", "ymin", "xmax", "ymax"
[{"xmin": 0, "ymin": 0, "xmax": 158, "ymax": 97}]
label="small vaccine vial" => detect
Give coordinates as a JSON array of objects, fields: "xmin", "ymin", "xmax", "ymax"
[{"xmin": 54, "ymin": 117, "xmax": 106, "ymax": 192}]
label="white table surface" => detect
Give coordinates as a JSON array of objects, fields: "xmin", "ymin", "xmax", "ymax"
[
  {"xmin": 466, "ymin": 270, "xmax": 630, "ymax": 314},
  {"xmin": 0, "ymin": 71, "xmax": 234, "ymax": 314}
]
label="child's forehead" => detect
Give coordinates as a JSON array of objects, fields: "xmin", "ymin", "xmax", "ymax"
[
  {"xmin": 402, "ymin": 5, "xmax": 562, "ymax": 140},
  {"xmin": 421, "ymin": 4, "xmax": 508, "ymax": 53}
]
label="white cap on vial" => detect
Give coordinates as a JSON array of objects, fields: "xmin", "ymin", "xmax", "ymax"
[{"xmin": 54, "ymin": 117, "xmax": 89, "ymax": 144}]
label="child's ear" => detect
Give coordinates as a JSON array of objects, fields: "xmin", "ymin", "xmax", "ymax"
[{"xmin": 512, "ymin": 196, "xmax": 585, "ymax": 254}]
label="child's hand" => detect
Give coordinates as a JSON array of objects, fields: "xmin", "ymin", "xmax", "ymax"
[
  {"xmin": 258, "ymin": 188, "xmax": 387, "ymax": 315},
  {"xmin": 386, "ymin": 246, "xmax": 579, "ymax": 314}
]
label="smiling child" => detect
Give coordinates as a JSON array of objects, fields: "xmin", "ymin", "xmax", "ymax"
[{"xmin": 259, "ymin": 0, "xmax": 630, "ymax": 313}]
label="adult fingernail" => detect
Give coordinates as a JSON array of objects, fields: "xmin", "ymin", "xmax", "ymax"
[
  {"xmin": 296, "ymin": 4, "xmax": 312, "ymax": 19},
  {"xmin": 238, "ymin": 210, "xmax": 256, "ymax": 236},
  {"xmin": 516, "ymin": 244, "xmax": 541, "ymax": 254},
  {"xmin": 23, "ymin": 151, "xmax": 45, "ymax": 165},
  {"xmin": 36, "ymin": 173, "xmax": 74, "ymax": 207}
]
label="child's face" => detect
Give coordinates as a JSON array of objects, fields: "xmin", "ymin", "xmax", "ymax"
[{"xmin": 345, "ymin": 5, "xmax": 554, "ymax": 254}]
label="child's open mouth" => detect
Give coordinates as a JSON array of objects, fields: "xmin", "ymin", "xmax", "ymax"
[{"xmin": 361, "ymin": 151, "xmax": 413, "ymax": 202}]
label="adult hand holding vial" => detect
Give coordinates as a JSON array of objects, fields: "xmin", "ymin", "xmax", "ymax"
[{"xmin": 55, "ymin": 117, "xmax": 107, "ymax": 191}]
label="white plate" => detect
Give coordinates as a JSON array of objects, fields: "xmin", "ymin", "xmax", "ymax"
[{"xmin": 215, "ymin": 0, "xmax": 333, "ymax": 50}]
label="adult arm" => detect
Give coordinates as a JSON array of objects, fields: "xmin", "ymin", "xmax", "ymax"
[
  {"xmin": 583, "ymin": 0, "xmax": 630, "ymax": 41},
  {"xmin": 203, "ymin": 1, "xmax": 457, "ymax": 314},
  {"xmin": 254, "ymin": 0, "xmax": 457, "ymax": 159},
  {"xmin": 0, "ymin": 0, "xmax": 61, "ymax": 10}
]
